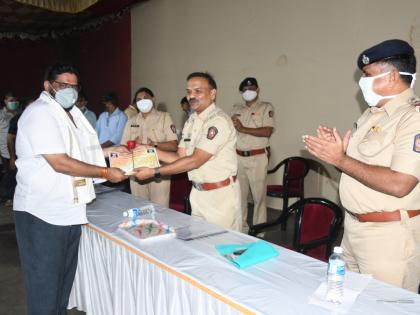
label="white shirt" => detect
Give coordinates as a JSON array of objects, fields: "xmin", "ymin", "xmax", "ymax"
[{"xmin": 14, "ymin": 92, "xmax": 87, "ymax": 225}]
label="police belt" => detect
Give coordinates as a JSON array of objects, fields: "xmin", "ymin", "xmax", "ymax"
[
  {"xmin": 192, "ymin": 176, "xmax": 237, "ymax": 191},
  {"xmin": 345, "ymin": 208, "xmax": 420, "ymax": 222},
  {"xmin": 236, "ymin": 147, "xmax": 269, "ymax": 157}
]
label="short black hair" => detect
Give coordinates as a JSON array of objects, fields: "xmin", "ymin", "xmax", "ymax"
[
  {"xmin": 44, "ymin": 62, "xmax": 80, "ymax": 82},
  {"xmin": 380, "ymin": 55, "xmax": 417, "ymax": 86},
  {"xmin": 4, "ymin": 92, "xmax": 16, "ymax": 99},
  {"xmin": 187, "ymin": 72, "xmax": 217, "ymax": 90},
  {"xmin": 133, "ymin": 87, "xmax": 154, "ymax": 103},
  {"xmin": 180, "ymin": 96, "xmax": 188, "ymax": 104},
  {"xmin": 102, "ymin": 92, "xmax": 119, "ymax": 106}
]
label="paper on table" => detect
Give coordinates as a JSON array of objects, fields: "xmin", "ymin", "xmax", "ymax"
[
  {"xmin": 176, "ymin": 221, "xmax": 227, "ymax": 241},
  {"xmin": 308, "ymin": 272, "xmax": 372, "ymax": 314}
]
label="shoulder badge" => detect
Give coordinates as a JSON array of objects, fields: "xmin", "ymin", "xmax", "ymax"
[
  {"xmin": 170, "ymin": 124, "xmax": 176, "ymax": 134},
  {"xmin": 207, "ymin": 126, "xmax": 218, "ymax": 140},
  {"xmin": 413, "ymin": 134, "xmax": 420, "ymax": 153}
]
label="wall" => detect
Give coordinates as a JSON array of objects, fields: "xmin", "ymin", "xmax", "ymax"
[
  {"xmin": 0, "ymin": 12, "xmax": 131, "ymax": 115},
  {"xmin": 131, "ymin": 0, "xmax": 420, "ymax": 206}
]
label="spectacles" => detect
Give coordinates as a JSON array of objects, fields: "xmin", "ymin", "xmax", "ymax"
[{"xmin": 53, "ymin": 80, "xmax": 81, "ymax": 92}]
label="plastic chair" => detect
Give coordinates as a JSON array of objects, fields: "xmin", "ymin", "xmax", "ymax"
[
  {"xmin": 169, "ymin": 172, "xmax": 192, "ymax": 215},
  {"xmin": 254, "ymin": 198, "xmax": 343, "ymax": 261},
  {"xmin": 252, "ymin": 156, "xmax": 309, "ymax": 233}
]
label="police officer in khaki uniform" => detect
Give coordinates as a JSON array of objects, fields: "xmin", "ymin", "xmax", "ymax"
[
  {"xmin": 133, "ymin": 72, "xmax": 242, "ymax": 231},
  {"xmin": 304, "ymin": 39, "xmax": 420, "ymax": 292},
  {"xmin": 121, "ymin": 87, "xmax": 178, "ymax": 207},
  {"xmin": 232, "ymin": 78, "xmax": 274, "ymax": 232}
]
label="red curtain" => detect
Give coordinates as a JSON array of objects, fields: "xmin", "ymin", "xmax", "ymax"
[{"xmin": 0, "ymin": 12, "xmax": 131, "ymax": 115}]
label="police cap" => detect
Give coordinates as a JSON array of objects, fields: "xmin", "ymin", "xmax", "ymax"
[
  {"xmin": 357, "ymin": 39, "xmax": 414, "ymax": 70},
  {"xmin": 239, "ymin": 77, "xmax": 258, "ymax": 91}
]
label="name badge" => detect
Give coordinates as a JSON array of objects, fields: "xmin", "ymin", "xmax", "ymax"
[{"xmin": 131, "ymin": 124, "xmax": 140, "ymax": 127}]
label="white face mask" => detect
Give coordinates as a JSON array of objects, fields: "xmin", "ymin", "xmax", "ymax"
[
  {"xmin": 136, "ymin": 99, "xmax": 153, "ymax": 113},
  {"xmin": 54, "ymin": 87, "xmax": 78, "ymax": 109},
  {"xmin": 242, "ymin": 90, "xmax": 258, "ymax": 102},
  {"xmin": 358, "ymin": 71, "xmax": 417, "ymax": 107}
]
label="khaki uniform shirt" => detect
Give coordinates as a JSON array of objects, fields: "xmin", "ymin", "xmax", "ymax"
[
  {"xmin": 179, "ymin": 103, "xmax": 237, "ymax": 183},
  {"xmin": 121, "ymin": 109, "xmax": 177, "ymax": 145},
  {"xmin": 340, "ymin": 88, "xmax": 420, "ymax": 214},
  {"xmin": 231, "ymin": 100, "xmax": 274, "ymax": 150},
  {"xmin": 124, "ymin": 105, "xmax": 138, "ymax": 120}
]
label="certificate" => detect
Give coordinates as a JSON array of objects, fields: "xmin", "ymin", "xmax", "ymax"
[{"xmin": 109, "ymin": 147, "xmax": 160, "ymax": 175}]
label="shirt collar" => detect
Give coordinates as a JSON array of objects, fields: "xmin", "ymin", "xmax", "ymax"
[
  {"xmin": 138, "ymin": 108, "xmax": 157, "ymax": 120},
  {"xmin": 197, "ymin": 103, "xmax": 216, "ymax": 120},
  {"xmin": 108, "ymin": 107, "xmax": 121, "ymax": 117},
  {"xmin": 370, "ymin": 88, "xmax": 417, "ymax": 116}
]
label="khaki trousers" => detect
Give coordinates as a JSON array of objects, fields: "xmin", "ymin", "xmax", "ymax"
[
  {"xmin": 237, "ymin": 154, "xmax": 268, "ymax": 232},
  {"xmin": 190, "ymin": 180, "xmax": 242, "ymax": 231},
  {"xmin": 341, "ymin": 211, "xmax": 420, "ymax": 293},
  {"xmin": 130, "ymin": 177, "xmax": 170, "ymax": 208}
]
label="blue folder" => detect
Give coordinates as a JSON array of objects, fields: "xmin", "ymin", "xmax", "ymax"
[{"xmin": 215, "ymin": 240, "xmax": 279, "ymax": 269}]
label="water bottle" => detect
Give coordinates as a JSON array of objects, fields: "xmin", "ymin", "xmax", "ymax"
[
  {"xmin": 326, "ymin": 246, "xmax": 345, "ymax": 304},
  {"xmin": 123, "ymin": 208, "xmax": 139, "ymax": 221}
]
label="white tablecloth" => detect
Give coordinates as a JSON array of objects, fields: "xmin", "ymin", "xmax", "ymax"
[{"xmin": 68, "ymin": 191, "xmax": 420, "ymax": 314}]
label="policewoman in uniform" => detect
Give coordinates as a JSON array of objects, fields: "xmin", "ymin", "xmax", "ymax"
[
  {"xmin": 232, "ymin": 77, "xmax": 274, "ymax": 232},
  {"xmin": 121, "ymin": 87, "xmax": 178, "ymax": 207},
  {"xmin": 304, "ymin": 39, "xmax": 420, "ymax": 292},
  {"xmin": 133, "ymin": 72, "xmax": 242, "ymax": 231}
]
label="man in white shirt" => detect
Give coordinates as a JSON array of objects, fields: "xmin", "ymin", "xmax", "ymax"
[{"xmin": 14, "ymin": 62, "xmax": 127, "ymax": 314}]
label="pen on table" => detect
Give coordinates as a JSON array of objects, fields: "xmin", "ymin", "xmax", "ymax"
[{"xmin": 376, "ymin": 299, "xmax": 414, "ymax": 304}]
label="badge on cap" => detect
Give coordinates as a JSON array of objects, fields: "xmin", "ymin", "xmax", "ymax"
[
  {"xmin": 362, "ymin": 54, "xmax": 370, "ymax": 65},
  {"xmin": 207, "ymin": 126, "xmax": 218, "ymax": 140},
  {"xmin": 269, "ymin": 110, "xmax": 274, "ymax": 117},
  {"xmin": 413, "ymin": 134, "xmax": 420, "ymax": 153}
]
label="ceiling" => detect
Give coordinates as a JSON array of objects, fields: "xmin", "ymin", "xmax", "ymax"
[{"xmin": 0, "ymin": 0, "xmax": 145, "ymax": 39}]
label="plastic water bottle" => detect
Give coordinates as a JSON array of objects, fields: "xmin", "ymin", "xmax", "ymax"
[
  {"xmin": 123, "ymin": 208, "xmax": 139, "ymax": 221},
  {"xmin": 326, "ymin": 246, "xmax": 345, "ymax": 304}
]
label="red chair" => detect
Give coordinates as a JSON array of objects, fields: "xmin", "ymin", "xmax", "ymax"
[
  {"xmin": 269, "ymin": 198, "xmax": 343, "ymax": 261},
  {"xmin": 169, "ymin": 172, "xmax": 192, "ymax": 214},
  {"xmin": 289, "ymin": 198, "xmax": 343, "ymax": 261},
  {"xmin": 251, "ymin": 156, "xmax": 309, "ymax": 234}
]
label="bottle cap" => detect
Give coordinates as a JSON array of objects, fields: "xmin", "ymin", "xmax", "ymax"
[{"xmin": 333, "ymin": 246, "xmax": 343, "ymax": 254}]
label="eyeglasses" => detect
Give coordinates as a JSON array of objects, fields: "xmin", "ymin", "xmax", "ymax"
[{"xmin": 53, "ymin": 80, "xmax": 81, "ymax": 92}]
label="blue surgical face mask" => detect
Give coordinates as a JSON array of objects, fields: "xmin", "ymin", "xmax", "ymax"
[
  {"xmin": 52, "ymin": 87, "xmax": 78, "ymax": 109},
  {"xmin": 6, "ymin": 101, "xmax": 19, "ymax": 111}
]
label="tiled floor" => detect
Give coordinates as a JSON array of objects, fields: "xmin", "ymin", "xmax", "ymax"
[{"xmin": 0, "ymin": 203, "xmax": 343, "ymax": 315}]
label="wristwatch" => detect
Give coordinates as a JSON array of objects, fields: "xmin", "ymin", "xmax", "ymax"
[{"xmin": 154, "ymin": 167, "xmax": 161, "ymax": 179}]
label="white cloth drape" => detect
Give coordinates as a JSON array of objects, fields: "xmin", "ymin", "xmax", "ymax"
[{"xmin": 68, "ymin": 191, "xmax": 420, "ymax": 315}]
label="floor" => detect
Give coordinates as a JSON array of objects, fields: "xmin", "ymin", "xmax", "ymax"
[{"xmin": 0, "ymin": 201, "xmax": 343, "ymax": 315}]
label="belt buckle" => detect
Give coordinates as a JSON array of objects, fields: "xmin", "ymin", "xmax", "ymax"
[
  {"xmin": 193, "ymin": 182, "xmax": 203, "ymax": 191},
  {"xmin": 243, "ymin": 151, "xmax": 250, "ymax": 157}
]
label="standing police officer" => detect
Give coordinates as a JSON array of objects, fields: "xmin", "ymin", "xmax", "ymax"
[
  {"xmin": 133, "ymin": 72, "xmax": 242, "ymax": 231},
  {"xmin": 121, "ymin": 87, "xmax": 178, "ymax": 207},
  {"xmin": 304, "ymin": 39, "xmax": 420, "ymax": 292},
  {"xmin": 232, "ymin": 77, "xmax": 274, "ymax": 232}
]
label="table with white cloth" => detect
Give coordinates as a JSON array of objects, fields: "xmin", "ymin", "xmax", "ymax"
[{"xmin": 68, "ymin": 191, "xmax": 420, "ymax": 315}]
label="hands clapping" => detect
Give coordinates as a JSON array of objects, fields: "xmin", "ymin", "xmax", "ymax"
[{"xmin": 302, "ymin": 125, "xmax": 351, "ymax": 168}]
